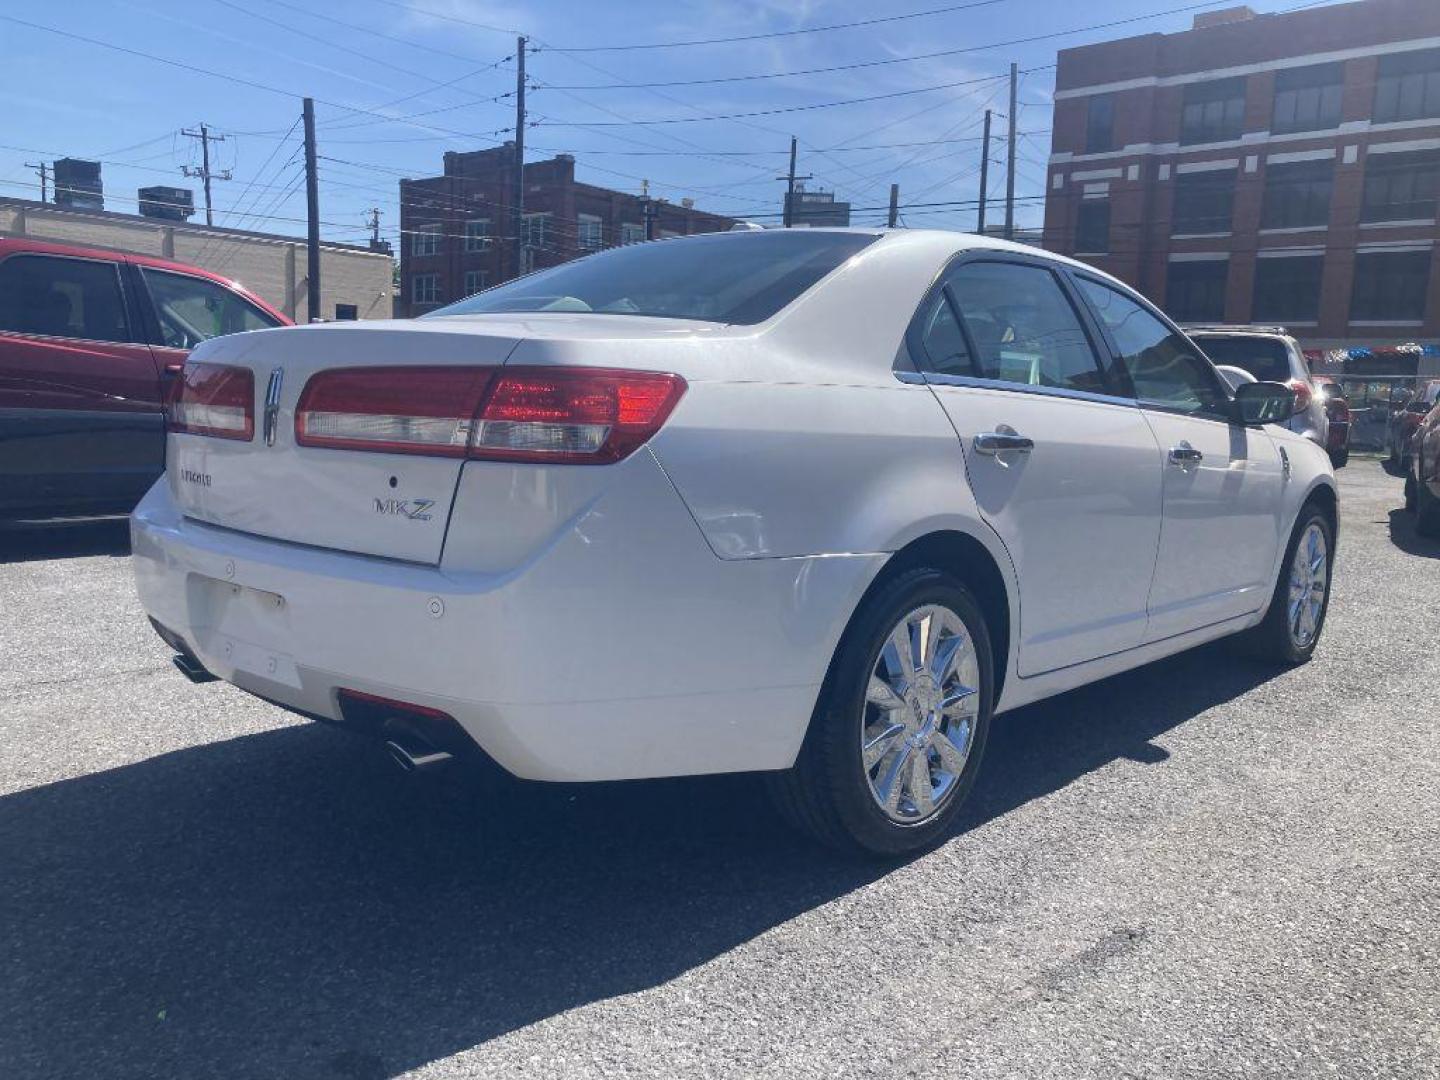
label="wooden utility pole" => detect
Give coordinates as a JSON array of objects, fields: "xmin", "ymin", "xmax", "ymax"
[
  {"xmin": 977, "ymin": 110, "xmax": 992, "ymax": 235},
  {"xmin": 512, "ymin": 35, "xmax": 527, "ymax": 278},
  {"xmin": 302, "ymin": 98, "xmax": 320, "ymax": 321},
  {"xmin": 24, "ymin": 161, "xmax": 48, "ymax": 203},
  {"xmin": 777, "ymin": 137, "xmax": 812, "ymax": 228},
  {"xmin": 887, "ymin": 183, "xmax": 900, "ymax": 228},
  {"xmin": 181, "ymin": 122, "xmax": 231, "ymax": 227},
  {"xmin": 1004, "ymin": 63, "xmax": 1018, "ymax": 241}
]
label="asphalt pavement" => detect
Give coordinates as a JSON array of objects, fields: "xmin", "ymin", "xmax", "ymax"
[{"xmin": 1, "ymin": 459, "xmax": 1436, "ymax": 1080}]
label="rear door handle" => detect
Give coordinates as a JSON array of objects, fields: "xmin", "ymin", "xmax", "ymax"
[
  {"xmin": 974, "ymin": 432, "xmax": 1035, "ymax": 455},
  {"xmin": 1168, "ymin": 443, "xmax": 1204, "ymax": 465}
]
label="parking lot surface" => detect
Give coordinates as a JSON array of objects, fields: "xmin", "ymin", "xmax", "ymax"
[{"xmin": 1, "ymin": 459, "xmax": 1436, "ymax": 1080}]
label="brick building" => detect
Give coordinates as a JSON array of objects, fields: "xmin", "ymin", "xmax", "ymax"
[
  {"xmin": 398, "ymin": 144, "xmax": 736, "ymax": 316},
  {"xmin": 1044, "ymin": 0, "xmax": 1440, "ymax": 361}
]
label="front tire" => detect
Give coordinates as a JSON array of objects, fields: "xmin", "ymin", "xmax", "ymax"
[
  {"xmin": 769, "ymin": 568, "xmax": 993, "ymax": 857},
  {"xmin": 1242, "ymin": 505, "xmax": 1334, "ymax": 665}
]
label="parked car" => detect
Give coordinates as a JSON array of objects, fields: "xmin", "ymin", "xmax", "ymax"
[
  {"xmin": 1404, "ymin": 395, "xmax": 1440, "ymax": 537},
  {"xmin": 1184, "ymin": 325, "xmax": 1329, "ymax": 451},
  {"xmin": 0, "ymin": 237, "xmax": 288, "ymax": 520},
  {"xmin": 1311, "ymin": 375, "xmax": 1352, "ymax": 469},
  {"xmin": 1387, "ymin": 379, "xmax": 1440, "ymax": 470},
  {"xmin": 132, "ymin": 230, "xmax": 1337, "ymax": 856}
]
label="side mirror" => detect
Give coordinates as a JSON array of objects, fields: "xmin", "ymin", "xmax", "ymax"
[{"xmin": 1233, "ymin": 380, "xmax": 1297, "ymax": 425}]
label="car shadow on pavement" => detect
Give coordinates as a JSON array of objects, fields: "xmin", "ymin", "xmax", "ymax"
[
  {"xmin": 0, "ymin": 518, "xmax": 131, "ymax": 564},
  {"xmin": 0, "ymin": 642, "xmax": 1282, "ymax": 1080},
  {"xmin": 1387, "ymin": 508, "xmax": 1440, "ymax": 560}
]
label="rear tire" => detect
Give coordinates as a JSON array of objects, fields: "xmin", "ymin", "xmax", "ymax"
[
  {"xmin": 1240, "ymin": 504, "xmax": 1334, "ymax": 665},
  {"xmin": 768, "ymin": 567, "xmax": 993, "ymax": 857}
]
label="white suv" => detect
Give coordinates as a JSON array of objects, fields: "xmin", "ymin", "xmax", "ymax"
[
  {"xmin": 132, "ymin": 230, "xmax": 1337, "ymax": 855},
  {"xmin": 1185, "ymin": 326, "xmax": 1329, "ymax": 449}
]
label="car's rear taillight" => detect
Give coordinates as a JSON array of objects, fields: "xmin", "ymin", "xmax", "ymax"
[
  {"xmin": 470, "ymin": 367, "xmax": 686, "ymax": 464},
  {"xmin": 169, "ymin": 362, "xmax": 255, "ymax": 441},
  {"xmin": 295, "ymin": 367, "xmax": 496, "ymax": 456},
  {"xmin": 1287, "ymin": 379, "xmax": 1313, "ymax": 411},
  {"xmin": 292, "ymin": 366, "xmax": 686, "ymax": 464}
]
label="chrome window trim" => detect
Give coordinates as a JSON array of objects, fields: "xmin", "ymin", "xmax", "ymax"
[{"xmin": 907, "ymin": 369, "xmax": 1140, "ymax": 409}]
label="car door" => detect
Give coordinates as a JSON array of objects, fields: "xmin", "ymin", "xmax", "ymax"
[
  {"xmin": 0, "ymin": 251, "xmax": 164, "ymax": 515},
  {"xmin": 909, "ymin": 256, "xmax": 1164, "ymax": 676},
  {"xmin": 132, "ymin": 264, "xmax": 286, "ymax": 397},
  {"xmin": 1070, "ymin": 274, "xmax": 1286, "ymax": 641}
]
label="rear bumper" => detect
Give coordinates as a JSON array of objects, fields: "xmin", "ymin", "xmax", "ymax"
[{"xmin": 130, "ymin": 455, "xmax": 883, "ymax": 781}]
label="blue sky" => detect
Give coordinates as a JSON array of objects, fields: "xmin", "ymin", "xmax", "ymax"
[{"xmin": 1, "ymin": 0, "xmax": 1333, "ymax": 247}]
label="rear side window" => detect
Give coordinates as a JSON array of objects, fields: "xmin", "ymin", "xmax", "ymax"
[
  {"xmin": 916, "ymin": 292, "xmax": 973, "ymax": 377},
  {"xmin": 0, "ymin": 254, "xmax": 131, "ymax": 343},
  {"xmin": 1075, "ymin": 277, "xmax": 1229, "ymax": 418},
  {"xmin": 1191, "ymin": 336, "xmax": 1292, "ymax": 382},
  {"xmin": 429, "ymin": 230, "xmax": 878, "ymax": 325},
  {"xmin": 944, "ymin": 262, "xmax": 1108, "ymax": 394},
  {"xmin": 141, "ymin": 268, "xmax": 280, "ymax": 349}
]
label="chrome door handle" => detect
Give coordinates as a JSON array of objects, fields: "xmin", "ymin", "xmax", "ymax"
[
  {"xmin": 1168, "ymin": 443, "xmax": 1204, "ymax": 466},
  {"xmin": 974, "ymin": 432, "xmax": 1035, "ymax": 455}
]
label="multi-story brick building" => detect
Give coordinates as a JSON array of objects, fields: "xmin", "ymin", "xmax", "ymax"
[
  {"xmin": 398, "ymin": 144, "xmax": 736, "ymax": 316},
  {"xmin": 1044, "ymin": 0, "xmax": 1440, "ymax": 364}
]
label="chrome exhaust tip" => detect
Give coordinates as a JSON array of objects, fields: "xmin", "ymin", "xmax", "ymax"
[{"xmin": 384, "ymin": 738, "xmax": 454, "ymax": 773}]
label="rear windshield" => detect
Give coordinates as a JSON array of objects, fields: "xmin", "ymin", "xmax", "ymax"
[
  {"xmin": 1192, "ymin": 336, "xmax": 1292, "ymax": 382},
  {"xmin": 427, "ymin": 230, "xmax": 878, "ymax": 326}
]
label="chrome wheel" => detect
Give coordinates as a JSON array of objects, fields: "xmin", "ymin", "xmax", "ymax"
[
  {"xmin": 861, "ymin": 604, "xmax": 980, "ymax": 825},
  {"xmin": 1287, "ymin": 522, "xmax": 1328, "ymax": 648}
]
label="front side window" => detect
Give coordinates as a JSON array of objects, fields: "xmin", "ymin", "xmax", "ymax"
[
  {"xmin": 1374, "ymin": 48, "xmax": 1440, "ymax": 124},
  {"xmin": 1351, "ymin": 250, "xmax": 1431, "ymax": 322},
  {"xmin": 411, "ymin": 224, "xmax": 441, "ymax": 257},
  {"xmin": 141, "ymin": 268, "xmax": 279, "ymax": 348},
  {"xmin": 945, "ymin": 262, "xmax": 1108, "ymax": 394},
  {"xmin": 0, "ymin": 254, "xmax": 131, "ymax": 343},
  {"xmin": 1085, "ymin": 95, "xmax": 1115, "ymax": 153},
  {"xmin": 1075, "ymin": 277, "xmax": 1228, "ymax": 417},
  {"xmin": 1165, "ymin": 260, "xmax": 1228, "ymax": 323},
  {"xmin": 1075, "ymin": 200, "xmax": 1110, "ymax": 254},
  {"xmin": 1172, "ymin": 169, "xmax": 1237, "ymax": 234},
  {"xmin": 1180, "ymin": 77, "xmax": 1247, "ymax": 145},
  {"xmin": 411, "ymin": 273, "xmax": 441, "ymax": 306},
  {"xmin": 431, "ymin": 230, "xmax": 877, "ymax": 325},
  {"xmin": 1272, "ymin": 63, "xmax": 1343, "ymax": 134},
  {"xmin": 463, "ymin": 218, "xmax": 490, "ymax": 252},
  {"xmin": 1361, "ymin": 149, "xmax": 1440, "ymax": 223},
  {"xmin": 1261, "ymin": 159, "xmax": 1334, "ymax": 230},
  {"xmin": 1252, "ymin": 256, "xmax": 1324, "ymax": 323}
]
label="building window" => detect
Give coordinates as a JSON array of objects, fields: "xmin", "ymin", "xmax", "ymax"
[
  {"xmin": 1085, "ymin": 95, "xmax": 1115, "ymax": 153},
  {"xmin": 411, "ymin": 224, "xmax": 441, "ymax": 257},
  {"xmin": 1271, "ymin": 63, "xmax": 1343, "ymax": 135},
  {"xmin": 1374, "ymin": 47, "xmax": 1440, "ymax": 124},
  {"xmin": 464, "ymin": 218, "xmax": 490, "ymax": 252},
  {"xmin": 522, "ymin": 213, "xmax": 550, "ymax": 250},
  {"xmin": 463, "ymin": 270, "xmax": 487, "ymax": 297},
  {"xmin": 1166, "ymin": 260, "xmax": 1228, "ymax": 322},
  {"xmin": 1074, "ymin": 199, "xmax": 1109, "ymax": 253},
  {"xmin": 578, "ymin": 214, "xmax": 604, "ymax": 252},
  {"xmin": 411, "ymin": 273, "xmax": 441, "ymax": 306},
  {"xmin": 1180, "ymin": 77, "xmax": 1247, "ymax": 145},
  {"xmin": 1260, "ymin": 159, "xmax": 1333, "ymax": 229},
  {"xmin": 1172, "ymin": 169, "xmax": 1236, "ymax": 234},
  {"xmin": 1253, "ymin": 255, "xmax": 1324, "ymax": 322},
  {"xmin": 620, "ymin": 222, "xmax": 645, "ymax": 245},
  {"xmin": 1361, "ymin": 149, "xmax": 1440, "ymax": 223},
  {"xmin": 1350, "ymin": 250, "xmax": 1431, "ymax": 322},
  {"xmin": 334, "ymin": 303, "xmax": 359, "ymax": 321}
]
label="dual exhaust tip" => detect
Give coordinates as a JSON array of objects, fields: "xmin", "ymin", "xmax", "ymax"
[{"xmin": 383, "ymin": 738, "xmax": 454, "ymax": 773}]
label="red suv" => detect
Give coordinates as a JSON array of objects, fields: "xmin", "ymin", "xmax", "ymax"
[{"xmin": 0, "ymin": 237, "xmax": 288, "ymax": 520}]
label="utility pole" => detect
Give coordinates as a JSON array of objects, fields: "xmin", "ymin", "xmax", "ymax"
[
  {"xmin": 181, "ymin": 122, "xmax": 231, "ymax": 227},
  {"xmin": 365, "ymin": 207, "xmax": 383, "ymax": 250},
  {"xmin": 512, "ymin": 35, "xmax": 527, "ymax": 279},
  {"xmin": 303, "ymin": 98, "xmax": 320, "ymax": 322},
  {"xmin": 887, "ymin": 183, "xmax": 900, "ymax": 228},
  {"xmin": 777, "ymin": 136, "xmax": 812, "ymax": 228},
  {"xmin": 643, "ymin": 196, "xmax": 656, "ymax": 240},
  {"xmin": 977, "ymin": 109, "xmax": 992, "ymax": 235},
  {"xmin": 1004, "ymin": 63, "xmax": 1018, "ymax": 241},
  {"xmin": 24, "ymin": 161, "xmax": 48, "ymax": 203}
]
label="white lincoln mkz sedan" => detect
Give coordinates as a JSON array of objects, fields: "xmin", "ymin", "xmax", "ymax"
[{"xmin": 132, "ymin": 229, "xmax": 1336, "ymax": 855}]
